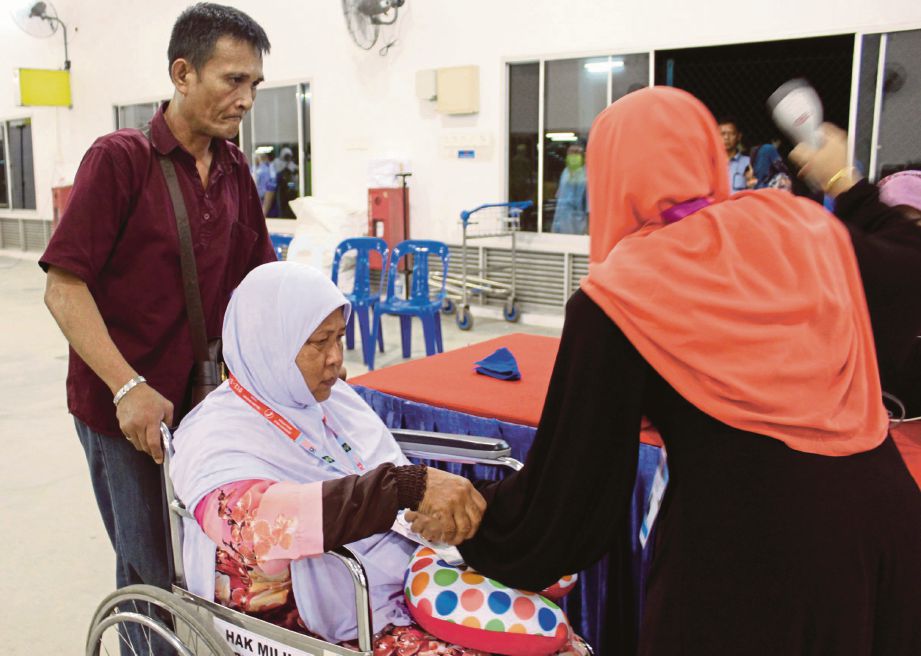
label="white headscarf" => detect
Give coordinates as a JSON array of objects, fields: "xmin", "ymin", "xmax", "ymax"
[
  {"xmin": 275, "ymin": 147, "xmax": 296, "ymax": 173},
  {"xmin": 171, "ymin": 262, "xmax": 413, "ymax": 641}
]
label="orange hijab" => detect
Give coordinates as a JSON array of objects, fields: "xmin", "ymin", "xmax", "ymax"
[{"xmin": 581, "ymin": 87, "xmax": 888, "ymax": 456}]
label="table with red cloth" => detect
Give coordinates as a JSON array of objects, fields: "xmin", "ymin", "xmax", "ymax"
[{"xmin": 350, "ymin": 333, "xmax": 664, "ymax": 655}]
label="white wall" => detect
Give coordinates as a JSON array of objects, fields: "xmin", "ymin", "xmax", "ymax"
[{"xmin": 2, "ymin": 0, "xmax": 921, "ymax": 250}]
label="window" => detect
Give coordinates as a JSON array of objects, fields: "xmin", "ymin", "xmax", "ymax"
[
  {"xmin": 871, "ymin": 28, "xmax": 921, "ymax": 179},
  {"xmin": 0, "ymin": 126, "xmax": 7, "ymax": 208},
  {"xmin": 241, "ymin": 83, "xmax": 312, "ymax": 218},
  {"xmin": 852, "ymin": 34, "xmax": 881, "ymax": 178},
  {"xmin": 114, "ymin": 102, "xmax": 160, "ymax": 130},
  {"xmin": 0, "ymin": 119, "xmax": 36, "ymax": 210},
  {"xmin": 508, "ymin": 63, "xmax": 539, "ymax": 231},
  {"xmin": 508, "ymin": 54, "xmax": 649, "ymax": 235}
]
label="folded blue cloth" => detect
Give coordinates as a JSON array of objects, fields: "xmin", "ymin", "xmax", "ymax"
[{"xmin": 474, "ymin": 347, "xmax": 521, "ymax": 381}]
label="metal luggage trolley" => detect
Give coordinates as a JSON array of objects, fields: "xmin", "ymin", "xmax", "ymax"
[
  {"xmin": 441, "ymin": 201, "xmax": 533, "ymax": 331},
  {"xmin": 84, "ymin": 424, "xmax": 524, "ymax": 656}
]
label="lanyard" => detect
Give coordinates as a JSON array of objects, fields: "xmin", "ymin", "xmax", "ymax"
[{"xmin": 228, "ymin": 374, "xmax": 366, "ymax": 475}]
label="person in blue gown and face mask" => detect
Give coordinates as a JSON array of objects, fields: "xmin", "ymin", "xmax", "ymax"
[{"xmin": 551, "ymin": 144, "xmax": 588, "ymax": 234}]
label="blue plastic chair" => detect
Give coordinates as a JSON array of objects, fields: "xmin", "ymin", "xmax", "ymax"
[
  {"xmin": 269, "ymin": 233, "xmax": 293, "ymax": 260},
  {"xmin": 331, "ymin": 237, "xmax": 389, "ymax": 368},
  {"xmin": 367, "ymin": 240, "xmax": 449, "ymax": 370}
]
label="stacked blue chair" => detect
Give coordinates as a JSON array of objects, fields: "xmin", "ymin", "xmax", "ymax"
[
  {"xmin": 367, "ymin": 240, "xmax": 449, "ymax": 371},
  {"xmin": 331, "ymin": 237, "xmax": 388, "ymax": 368}
]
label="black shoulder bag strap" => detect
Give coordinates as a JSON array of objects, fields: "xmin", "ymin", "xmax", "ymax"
[{"xmin": 141, "ymin": 124, "xmax": 222, "ymax": 407}]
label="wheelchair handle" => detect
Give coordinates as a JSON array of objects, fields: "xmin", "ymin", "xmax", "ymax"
[{"xmin": 391, "ymin": 429, "xmax": 522, "ymax": 469}]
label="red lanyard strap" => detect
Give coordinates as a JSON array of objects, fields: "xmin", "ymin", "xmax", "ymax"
[{"xmin": 228, "ymin": 375, "xmax": 365, "ymax": 473}]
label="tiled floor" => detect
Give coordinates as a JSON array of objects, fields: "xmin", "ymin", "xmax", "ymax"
[{"xmin": 0, "ymin": 251, "xmax": 562, "ymax": 654}]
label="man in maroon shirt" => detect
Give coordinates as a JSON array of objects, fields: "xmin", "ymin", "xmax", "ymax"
[{"xmin": 40, "ymin": 3, "xmax": 276, "ymax": 599}]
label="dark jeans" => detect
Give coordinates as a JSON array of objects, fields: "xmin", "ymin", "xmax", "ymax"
[{"xmin": 76, "ymin": 417, "xmax": 172, "ymax": 653}]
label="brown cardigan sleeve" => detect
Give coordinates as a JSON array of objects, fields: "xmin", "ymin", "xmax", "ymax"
[{"xmin": 321, "ymin": 463, "xmax": 427, "ymax": 551}]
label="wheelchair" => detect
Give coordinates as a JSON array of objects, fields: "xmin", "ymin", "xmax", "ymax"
[{"xmin": 85, "ymin": 424, "xmax": 528, "ymax": 656}]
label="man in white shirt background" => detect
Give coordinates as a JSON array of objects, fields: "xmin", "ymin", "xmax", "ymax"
[{"xmin": 719, "ymin": 116, "xmax": 751, "ymax": 193}]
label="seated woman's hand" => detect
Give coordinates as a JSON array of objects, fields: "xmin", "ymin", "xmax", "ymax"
[{"xmin": 405, "ymin": 468, "xmax": 486, "ymax": 545}]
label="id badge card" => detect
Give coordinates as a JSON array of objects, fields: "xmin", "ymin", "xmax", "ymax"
[{"xmin": 639, "ymin": 449, "xmax": 669, "ymax": 549}]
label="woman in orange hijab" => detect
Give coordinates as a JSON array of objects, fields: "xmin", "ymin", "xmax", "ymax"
[{"xmin": 453, "ymin": 88, "xmax": 921, "ymax": 655}]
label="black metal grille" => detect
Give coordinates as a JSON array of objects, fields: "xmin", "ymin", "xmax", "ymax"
[{"xmin": 655, "ymin": 34, "xmax": 855, "ymax": 152}]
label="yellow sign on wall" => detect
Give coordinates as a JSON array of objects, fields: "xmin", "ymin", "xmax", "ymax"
[{"xmin": 18, "ymin": 68, "xmax": 71, "ymax": 107}]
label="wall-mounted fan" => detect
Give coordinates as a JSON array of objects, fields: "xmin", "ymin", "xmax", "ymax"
[
  {"xmin": 342, "ymin": 0, "xmax": 405, "ymax": 54},
  {"xmin": 883, "ymin": 62, "xmax": 907, "ymax": 96},
  {"xmin": 11, "ymin": 1, "xmax": 70, "ymax": 69}
]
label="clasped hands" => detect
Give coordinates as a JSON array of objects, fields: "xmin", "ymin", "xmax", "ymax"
[{"xmin": 405, "ymin": 468, "xmax": 487, "ymax": 546}]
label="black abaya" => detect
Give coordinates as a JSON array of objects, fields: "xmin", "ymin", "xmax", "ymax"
[{"xmin": 460, "ymin": 291, "xmax": 921, "ymax": 655}]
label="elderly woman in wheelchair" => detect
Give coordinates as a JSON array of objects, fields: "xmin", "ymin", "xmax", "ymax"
[{"xmin": 169, "ymin": 262, "xmax": 586, "ymax": 656}]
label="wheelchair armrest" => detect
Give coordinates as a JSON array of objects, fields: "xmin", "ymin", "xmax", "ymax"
[
  {"xmin": 391, "ymin": 428, "xmax": 523, "ymax": 471},
  {"xmin": 328, "ymin": 545, "xmax": 374, "ymax": 652}
]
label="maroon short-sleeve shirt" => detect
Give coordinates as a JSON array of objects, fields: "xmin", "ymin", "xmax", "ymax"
[{"xmin": 41, "ymin": 103, "xmax": 277, "ymax": 437}]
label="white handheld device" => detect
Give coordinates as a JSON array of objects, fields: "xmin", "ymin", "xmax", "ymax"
[{"xmin": 767, "ymin": 79, "xmax": 824, "ymax": 149}]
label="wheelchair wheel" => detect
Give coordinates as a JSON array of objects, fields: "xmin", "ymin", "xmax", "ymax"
[
  {"xmin": 502, "ymin": 299, "xmax": 521, "ymax": 323},
  {"xmin": 86, "ymin": 584, "xmax": 232, "ymax": 656},
  {"xmin": 441, "ymin": 297, "xmax": 456, "ymax": 315},
  {"xmin": 456, "ymin": 305, "xmax": 473, "ymax": 331}
]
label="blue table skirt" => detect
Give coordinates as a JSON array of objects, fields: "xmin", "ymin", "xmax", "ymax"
[{"xmin": 354, "ymin": 385, "xmax": 661, "ymax": 654}]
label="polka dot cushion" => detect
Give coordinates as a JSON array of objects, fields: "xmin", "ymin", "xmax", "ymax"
[
  {"xmin": 540, "ymin": 574, "xmax": 578, "ymax": 601},
  {"xmin": 404, "ymin": 547, "xmax": 570, "ymax": 656}
]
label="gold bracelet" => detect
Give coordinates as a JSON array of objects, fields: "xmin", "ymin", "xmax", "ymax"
[{"xmin": 823, "ymin": 167, "xmax": 854, "ymax": 194}]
